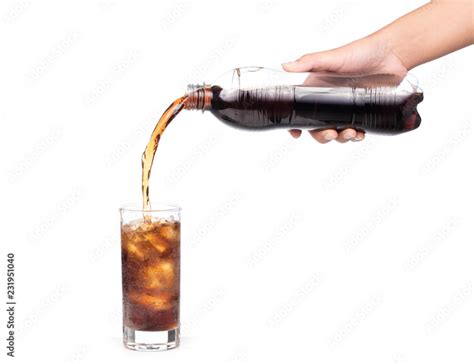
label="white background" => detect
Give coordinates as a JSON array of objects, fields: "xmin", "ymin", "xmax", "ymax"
[{"xmin": 1, "ymin": 1, "xmax": 473, "ymax": 363}]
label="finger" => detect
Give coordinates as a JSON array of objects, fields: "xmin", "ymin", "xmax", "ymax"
[
  {"xmin": 282, "ymin": 53, "xmax": 320, "ymax": 72},
  {"xmin": 335, "ymin": 128, "xmax": 357, "ymax": 143},
  {"xmin": 353, "ymin": 131, "xmax": 365, "ymax": 142},
  {"xmin": 282, "ymin": 50, "xmax": 339, "ymax": 73},
  {"xmin": 282, "ymin": 61, "xmax": 310, "ymax": 73},
  {"xmin": 288, "ymin": 129, "xmax": 302, "ymax": 138},
  {"xmin": 308, "ymin": 129, "xmax": 337, "ymax": 144}
]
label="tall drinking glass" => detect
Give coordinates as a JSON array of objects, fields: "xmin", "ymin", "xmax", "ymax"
[{"xmin": 120, "ymin": 204, "xmax": 181, "ymax": 351}]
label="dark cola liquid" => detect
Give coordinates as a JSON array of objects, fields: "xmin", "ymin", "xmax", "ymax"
[
  {"xmin": 207, "ymin": 85, "xmax": 423, "ymax": 134},
  {"xmin": 122, "ymin": 219, "xmax": 180, "ymax": 331}
]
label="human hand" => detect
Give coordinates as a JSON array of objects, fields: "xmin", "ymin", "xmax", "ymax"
[{"xmin": 283, "ymin": 36, "xmax": 408, "ymax": 143}]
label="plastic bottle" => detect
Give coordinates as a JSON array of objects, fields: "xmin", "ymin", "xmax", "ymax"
[{"xmin": 185, "ymin": 67, "xmax": 423, "ymax": 134}]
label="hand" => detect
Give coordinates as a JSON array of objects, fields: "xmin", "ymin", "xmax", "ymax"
[
  {"xmin": 288, "ymin": 128, "xmax": 365, "ymax": 143},
  {"xmin": 283, "ymin": 36, "xmax": 408, "ymax": 143}
]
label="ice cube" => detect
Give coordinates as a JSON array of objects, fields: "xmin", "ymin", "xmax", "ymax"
[
  {"xmin": 129, "ymin": 292, "xmax": 173, "ymax": 311},
  {"xmin": 148, "ymin": 235, "xmax": 169, "ymax": 255},
  {"xmin": 158, "ymin": 260, "xmax": 174, "ymax": 276},
  {"xmin": 159, "ymin": 223, "xmax": 180, "ymax": 243},
  {"xmin": 123, "ymin": 240, "xmax": 146, "ymax": 261},
  {"xmin": 137, "ymin": 221, "xmax": 156, "ymax": 234},
  {"xmin": 143, "ymin": 260, "xmax": 175, "ymax": 289}
]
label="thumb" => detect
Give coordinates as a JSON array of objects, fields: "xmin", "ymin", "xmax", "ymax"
[{"xmin": 282, "ymin": 51, "xmax": 340, "ymax": 73}]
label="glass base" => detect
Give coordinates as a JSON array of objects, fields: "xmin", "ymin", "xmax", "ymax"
[{"xmin": 123, "ymin": 326, "xmax": 179, "ymax": 351}]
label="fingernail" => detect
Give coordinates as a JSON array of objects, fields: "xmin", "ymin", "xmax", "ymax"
[
  {"xmin": 323, "ymin": 132, "xmax": 335, "ymax": 141},
  {"xmin": 282, "ymin": 61, "xmax": 298, "ymax": 67}
]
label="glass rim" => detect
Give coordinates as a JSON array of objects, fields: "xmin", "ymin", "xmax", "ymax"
[{"xmin": 119, "ymin": 203, "xmax": 181, "ymax": 213}]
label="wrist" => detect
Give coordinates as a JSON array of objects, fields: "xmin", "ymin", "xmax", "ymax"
[{"xmin": 363, "ymin": 32, "xmax": 410, "ymax": 76}]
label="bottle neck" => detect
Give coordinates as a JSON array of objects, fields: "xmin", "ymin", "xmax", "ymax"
[{"xmin": 185, "ymin": 84, "xmax": 212, "ymax": 111}]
